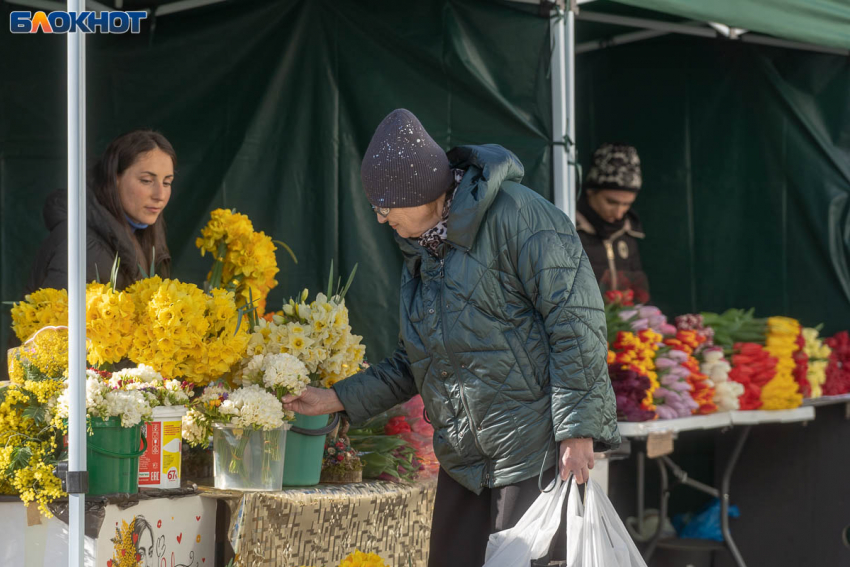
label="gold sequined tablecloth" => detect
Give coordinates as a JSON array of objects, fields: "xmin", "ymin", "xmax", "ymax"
[{"xmin": 201, "ymin": 479, "xmax": 437, "ymax": 567}]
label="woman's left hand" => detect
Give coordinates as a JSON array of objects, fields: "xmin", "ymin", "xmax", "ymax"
[{"xmin": 559, "ymin": 437, "xmax": 594, "ymax": 484}]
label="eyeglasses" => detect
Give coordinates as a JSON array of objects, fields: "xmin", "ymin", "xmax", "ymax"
[{"xmin": 371, "ymin": 205, "xmax": 391, "ymax": 218}]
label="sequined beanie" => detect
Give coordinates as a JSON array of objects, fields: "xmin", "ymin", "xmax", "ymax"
[{"xmin": 361, "ymin": 109, "xmax": 454, "ymax": 208}]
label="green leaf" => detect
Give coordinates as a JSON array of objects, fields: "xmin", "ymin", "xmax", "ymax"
[
  {"xmin": 149, "ymin": 246, "xmax": 157, "ymax": 278},
  {"xmin": 94, "ymin": 263, "xmax": 101, "ymax": 285},
  {"xmin": 111, "ymin": 253, "xmax": 123, "ymax": 286},
  {"xmin": 273, "ymin": 240, "xmax": 298, "ymax": 265},
  {"xmin": 326, "ymin": 260, "xmax": 334, "ymax": 298},
  {"xmin": 209, "ymin": 259, "xmax": 224, "ymax": 290},
  {"xmin": 234, "ymin": 307, "xmax": 244, "ymax": 335},
  {"xmin": 23, "ymin": 404, "xmax": 49, "ymax": 426},
  {"xmin": 247, "ymin": 287, "xmax": 259, "ymax": 331},
  {"xmin": 7, "ymin": 446, "xmax": 32, "ymax": 473},
  {"xmin": 340, "ymin": 263, "xmax": 359, "ymax": 301}
]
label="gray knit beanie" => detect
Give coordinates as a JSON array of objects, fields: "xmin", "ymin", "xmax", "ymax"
[{"xmin": 361, "ymin": 109, "xmax": 453, "ymax": 208}]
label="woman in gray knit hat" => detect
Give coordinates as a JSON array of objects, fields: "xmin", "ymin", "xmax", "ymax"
[{"xmin": 285, "ymin": 109, "xmax": 619, "ymax": 566}]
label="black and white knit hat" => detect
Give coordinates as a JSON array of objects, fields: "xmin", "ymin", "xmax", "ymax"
[
  {"xmin": 361, "ymin": 109, "xmax": 453, "ymax": 208},
  {"xmin": 585, "ymin": 143, "xmax": 642, "ymax": 192}
]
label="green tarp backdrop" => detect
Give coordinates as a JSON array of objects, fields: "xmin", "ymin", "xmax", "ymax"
[
  {"xmin": 2, "ymin": 0, "xmax": 849, "ymax": 370},
  {"xmin": 577, "ymin": 35, "xmax": 850, "ymax": 334},
  {"xmin": 0, "ymin": 0, "xmax": 552, "ymax": 365}
]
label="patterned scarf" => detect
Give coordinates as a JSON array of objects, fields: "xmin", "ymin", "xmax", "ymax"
[{"xmin": 418, "ymin": 168, "xmax": 466, "ymax": 256}]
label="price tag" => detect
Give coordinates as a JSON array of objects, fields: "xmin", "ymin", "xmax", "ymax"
[
  {"xmin": 26, "ymin": 502, "xmax": 42, "ymax": 526},
  {"xmin": 646, "ymin": 431, "xmax": 674, "ymax": 458}
]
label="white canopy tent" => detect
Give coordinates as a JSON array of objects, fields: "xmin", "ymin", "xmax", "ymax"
[{"xmin": 33, "ymin": 0, "xmax": 845, "ymax": 564}]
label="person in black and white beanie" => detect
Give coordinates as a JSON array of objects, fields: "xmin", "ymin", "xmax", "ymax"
[{"xmin": 576, "ymin": 143, "xmax": 650, "ymax": 303}]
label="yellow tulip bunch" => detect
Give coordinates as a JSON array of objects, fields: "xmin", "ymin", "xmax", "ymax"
[
  {"xmin": 761, "ymin": 316, "xmax": 803, "ymax": 410},
  {"xmin": 248, "ymin": 290, "xmax": 366, "ymax": 388},
  {"xmin": 802, "ymin": 327, "xmax": 831, "ymax": 398},
  {"xmin": 196, "ymin": 208, "xmax": 280, "ymax": 314},
  {"xmin": 612, "ymin": 330, "xmax": 662, "ymax": 411}
]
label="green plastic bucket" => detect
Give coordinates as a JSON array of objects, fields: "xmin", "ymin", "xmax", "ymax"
[
  {"xmin": 87, "ymin": 417, "xmax": 147, "ymax": 495},
  {"xmin": 281, "ymin": 413, "xmax": 339, "ymax": 487}
]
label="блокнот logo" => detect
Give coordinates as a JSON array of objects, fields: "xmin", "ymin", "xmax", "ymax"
[{"xmin": 10, "ymin": 10, "xmax": 148, "ymax": 34}]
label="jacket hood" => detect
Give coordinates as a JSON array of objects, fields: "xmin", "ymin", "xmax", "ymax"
[
  {"xmin": 395, "ymin": 144, "xmax": 525, "ymax": 270},
  {"xmin": 41, "ymin": 188, "xmax": 169, "ymax": 280},
  {"xmin": 42, "ymin": 189, "xmax": 68, "ymax": 232}
]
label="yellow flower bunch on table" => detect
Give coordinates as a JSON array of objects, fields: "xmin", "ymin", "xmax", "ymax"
[
  {"xmin": 297, "ymin": 549, "xmax": 390, "ymax": 567},
  {"xmin": 0, "ymin": 331, "xmax": 67, "ymax": 516},
  {"xmin": 338, "ymin": 550, "xmax": 390, "ymax": 567},
  {"xmin": 10, "ymin": 287, "xmax": 69, "ymax": 342},
  {"xmin": 8, "ymin": 326, "xmax": 69, "ymax": 384},
  {"xmin": 127, "ymin": 277, "xmax": 249, "ymax": 385},
  {"xmin": 85, "ymin": 282, "xmax": 136, "ymax": 366},
  {"xmin": 802, "ymin": 327, "xmax": 832, "ymax": 398},
  {"xmin": 196, "ymin": 208, "xmax": 287, "ymax": 315},
  {"xmin": 761, "ymin": 316, "xmax": 803, "ymax": 410}
]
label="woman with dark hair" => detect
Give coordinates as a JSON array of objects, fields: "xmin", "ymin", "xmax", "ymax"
[{"xmin": 27, "ymin": 129, "xmax": 175, "ymax": 292}]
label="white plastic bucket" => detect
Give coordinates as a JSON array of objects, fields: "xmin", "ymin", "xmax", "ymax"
[{"xmin": 139, "ymin": 405, "xmax": 187, "ymax": 489}]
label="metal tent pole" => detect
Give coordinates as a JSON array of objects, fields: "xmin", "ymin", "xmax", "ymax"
[
  {"xmin": 550, "ymin": 4, "xmax": 569, "ymax": 216},
  {"xmin": 575, "ymin": 10, "xmax": 849, "ymax": 57},
  {"xmin": 550, "ymin": 2, "xmax": 576, "ymax": 220},
  {"xmin": 565, "ymin": 5, "xmax": 576, "ymax": 221},
  {"xmin": 67, "ymin": 1, "xmax": 87, "ymax": 566}
]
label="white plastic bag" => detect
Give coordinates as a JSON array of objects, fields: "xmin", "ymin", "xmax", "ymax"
[
  {"xmin": 482, "ymin": 476, "xmax": 568, "ymax": 566},
  {"xmin": 567, "ymin": 478, "xmax": 647, "ymax": 567}
]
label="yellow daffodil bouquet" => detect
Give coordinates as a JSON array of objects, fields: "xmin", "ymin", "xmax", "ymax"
[
  {"xmin": 195, "ymin": 208, "xmax": 296, "ymax": 316},
  {"xmin": 246, "ymin": 262, "xmax": 366, "ymax": 389},
  {"xmin": 10, "ymin": 287, "xmax": 69, "ymax": 344},
  {"xmin": 125, "ymin": 276, "xmax": 249, "ymax": 385},
  {"xmin": 11, "ymin": 283, "xmax": 134, "ymax": 368},
  {"xmin": 9, "ymin": 276, "xmax": 249, "ymax": 386}
]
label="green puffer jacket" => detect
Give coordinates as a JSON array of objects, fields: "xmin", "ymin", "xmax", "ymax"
[{"xmin": 334, "ymin": 144, "xmax": 620, "ymax": 493}]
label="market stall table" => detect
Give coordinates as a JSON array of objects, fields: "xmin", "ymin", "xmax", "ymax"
[
  {"xmin": 200, "ymin": 479, "xmax": 437, "ymax": 567},
  {"xmin": 617, "ymin": 407, "xmax": 815, "ymax": 567},
  {"xmin": 0, "ymin": 488, "xmax": 216, "ymax": 567}
]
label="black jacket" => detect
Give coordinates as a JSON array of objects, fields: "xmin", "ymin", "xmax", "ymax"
[
  {"xmin": 26, "ymin": 189, "xmax": 170, "ymax": 293},
  {"xmin": 576, "ymin": 209, "xmax": 649, "ymax": 304}
]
